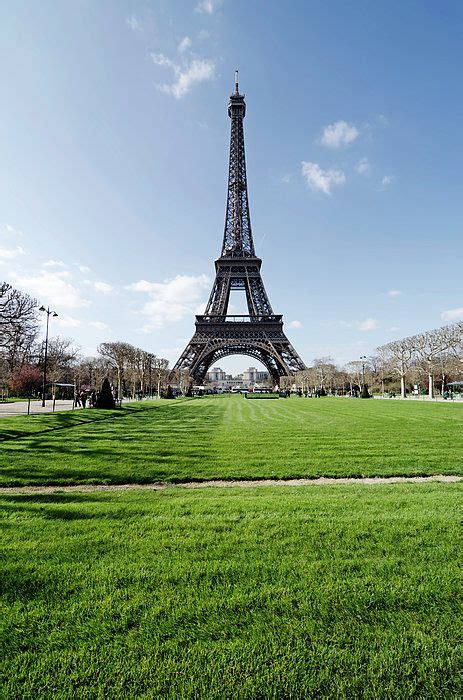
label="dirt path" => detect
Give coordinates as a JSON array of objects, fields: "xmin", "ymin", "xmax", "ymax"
[{"xmin": 0, "ymin": 474, "xmax": 460, "ymax": 495}]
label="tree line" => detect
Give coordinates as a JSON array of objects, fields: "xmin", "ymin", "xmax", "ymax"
[
  {"xmin": 2, "ymin": 280, "xmax": 462, "ymax": 399},
  {"xmin": 0, "ymin": 282, "xmax": 170, "ymax": 398},
  {"xmin": 292, "ymin": 322, "xmax": 463, "ymax": 398}
]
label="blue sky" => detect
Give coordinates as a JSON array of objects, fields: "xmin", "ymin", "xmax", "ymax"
[{"xmin": 1, "ymin": 0, "xmax": 462, "ymax": 374}]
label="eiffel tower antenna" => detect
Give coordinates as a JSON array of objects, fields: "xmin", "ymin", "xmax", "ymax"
[{"xmin": 172, "ymin": 78, "xmax": 306, "ymax": 385}]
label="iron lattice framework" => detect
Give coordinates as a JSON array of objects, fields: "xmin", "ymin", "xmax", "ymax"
[{"xmin": 172, "ymin": 74, "xmax": 306, "ymax": 384}]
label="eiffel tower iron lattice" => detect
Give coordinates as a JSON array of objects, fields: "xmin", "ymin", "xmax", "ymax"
[{"xmin": 172, "ymin": 73, "xmax": 306, "ymax": 385}]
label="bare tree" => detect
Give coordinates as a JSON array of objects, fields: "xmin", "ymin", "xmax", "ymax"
[
  {"xmin": 346, "ymin": 360, "xmax": 364, "ymax": 392},
  {"xmin": 37, "ymin": 336, "xmax": 81, "ymax": 383},
  {"xmin": 312, "ymin": 357, "xmax": 337, "ymax": 392},
  {"xmin": 0, "ymin": 282, "xmax": 39, "ymax": 372},
  {"xmin": 98, "ymin": 341, "xmax": 133, "ymax": 398},
  {"xmin": 74, "ymin": 356, "xmax": 113, "ymax": 391},
  {"xmin": 377, "ymin": 338, "xmax": 414, "ymax": 399},
  {"xmin": 153, "ymin": 356, "xmax": 169, "ymax": 397},
  {"xmin": 413, "ymin": 325, "xmax": 456, "ymax": 398}
]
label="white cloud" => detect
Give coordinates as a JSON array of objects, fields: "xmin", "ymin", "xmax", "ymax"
[
  {"xmin": 152, "ymin": 54, "xmax": 216, "ymax": 99},
  {"xmin": 320, "ymin": 121, "xmax": 359, "ymax": 148},
  {"xmin": 388, "ymin": 289, "xmax": 402, "ymax": 297},
  {"xmin": 301, "ymin": 162, "xmax": 345, "ymax": 194},
  {"xmin": 126, "ymin": 16, "xmax": 141, "ymax": 31},
  {"xmin": 288, "ymin": 320, "xmax": 303, "ymax": 329},
  {"xmin": 43, "ymin": 259, "xmax": 65, "ymax": 268},
  {"xmin": 356, "ymin": 157, "xmax": 370, "ymax": 175},
  {"xmin": 381, "ymin": 175, "xmax": 394, "ymax": 187},
  {"xmin": 378, "ymin": 114, "xmax": 389, "ymax": 126},
  {"xmin": 178, "ymin": 36, "xmax": 192, "ymax": 53},
  {"xmin": 151, "ymin": 53, "xmax": 177, "ymax": 70},
  {"xmin": 76, "ymin": 264, "xmax": 90, "ymax": 274},
  {"xmin": 389, "ymin": 326, "xmax": 399, "ymax": 332},
  {"xmin": 126, "ymin": 274, "xmax": 210, "ymax": 330},
  {"xmin": 11, "ymin": 269, "xmax": 89, "ymax": 309},
  {"xmin": 55, "ymin": 315, "xmax": 82, "ymax": 329},
  {"xmin": 357, "ymin": 318, "xmax": 379, "ymax": 331},
  {"xmin": 0, "ymin": 245, "xmax": 25, "ymax": 260},
  {"xmin": 93, "ymin": 281, "xmax": 113, "ymax": 294},
  {"xmin": 281, "ymin": 173, "xmax": 291, "ymax": 183},
  {"xmin": 441, "ymin": 306, "xmax": 463, "ymax": 321},
  {"xmin": 196, "ymin": 0, "xmax": 222, "ymax": 13},
  {"xmin": 1, "ymin": 223, "xmax": 24, "ymax": 240},
  {"xmin": 90, "ymin": 321, "xmax": 110, "ymax": 331}
]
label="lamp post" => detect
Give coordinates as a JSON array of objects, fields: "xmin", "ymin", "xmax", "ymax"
[
  {"xmin": 39, "ymin": 306, "xmax": 58, "ymax": 407},
  {"xmin": 360, "ymin": 355, "xmax": 367, "ymax": 390}
]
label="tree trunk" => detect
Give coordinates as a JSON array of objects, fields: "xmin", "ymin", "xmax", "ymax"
[
  {"xmin": 428, "ymin": 373, "xmax": 434, "ymax": 399},
  {"xmin": 400, "ymin": 374, "xmax": 406, "ymax": 398},
  {"xmin": 117, "ymin": 368, "xmax": 121, "ymax": 400},
  {"xmin": 157, "ymin": 376, "xmax": 161, "ymax": 398}
]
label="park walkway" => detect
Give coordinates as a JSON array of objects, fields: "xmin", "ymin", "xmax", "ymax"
[
  {"xmin": 1, "ymin": 475, "xmax": 460, "ymax": 495},
  {"xmin": 0, "ymin": 400, "xmax": 75, "ymax": 417}
]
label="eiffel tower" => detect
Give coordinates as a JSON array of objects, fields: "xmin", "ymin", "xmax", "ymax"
[{"xmin": 173, "ymin": 73, "xmax": 306, "ymax": 385}]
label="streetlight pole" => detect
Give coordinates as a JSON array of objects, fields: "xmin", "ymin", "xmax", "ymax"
[
  {"xmin": 360, "ymin": 355, "xmax": 367, "ymax": 390},
  {"xmin": 39, "ymin": 306, "xmax": 58, "ymax": 407}
]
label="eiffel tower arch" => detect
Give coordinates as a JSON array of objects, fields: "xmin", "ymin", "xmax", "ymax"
[{"xmin": 172, "ymin": 73, "xmax": 306, "ymax": 385}]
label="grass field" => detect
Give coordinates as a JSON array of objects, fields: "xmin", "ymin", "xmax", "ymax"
[
  {"xmin": 1, "ymin": 483, "xmax": 461, "ymax": 698},
  {"xmin": 1, "ymin": 396, "xmax": 461, "ymax": 696},
  {"xmin": 0, "ymin": 396, "xmax": 461, "ymax": 486}
]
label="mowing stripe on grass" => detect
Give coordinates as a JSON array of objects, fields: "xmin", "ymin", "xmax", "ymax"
[{"xmin": 1, "ymin": 396, "xmax": 461, "ymax": 486}]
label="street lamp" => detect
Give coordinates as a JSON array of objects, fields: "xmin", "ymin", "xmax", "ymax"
[
  {"xmin": 360, "ymin": 355, "xmax": 367, "ymax": 389},
  {"xmin": 39, "ymin": 306, "xmax": 58, "ymax": 407}
]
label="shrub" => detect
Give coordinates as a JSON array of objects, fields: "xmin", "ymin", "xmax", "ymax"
[
  {"xmin": 96, "ymin": 378, "xmax": 115, "ymax": 409},
  {"xmin": 360, "ymin": 383, "xmax": 371, "ymax": 399}
]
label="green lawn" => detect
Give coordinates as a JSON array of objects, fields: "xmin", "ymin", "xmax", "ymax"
[
  {"xmin": 0, "ymin": 396, "xmax": 461, "ymax": 486},
  {"xmin": 1, "ymin": 484, "xmax": 460, "ymax": 698}
]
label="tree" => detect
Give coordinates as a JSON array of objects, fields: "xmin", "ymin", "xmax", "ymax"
[
  {"xmin": 74, "ymin": 356, "xmax": 113, "ymax": 391},
  {"xmin": 98, "ymin": 341, "xmax": 133, "ymax": 399},
  {"xmin": 346, "ymin": 361, "xmax": 364, "ymax": 392},
  {"xmin": 378, "ymin": 338, "xmax": 414, "ymax": 399},
  {"xmin": 38, "ymin": 336, "xmax": 80, "ymax": 383},
  {"xmin": 312, "ymin": 357, "xmax": 336, "ymax": 392},
  {"xmin": 413, "ymin": 325, "xmax": 456, "ymax": 399},
  {"xmin": 360, "ymin": 383, "xmax": 371, "ymax": 398},
  {"xmin": 96, "ymin": 377, "xmax": 115, "ymax": 409},
  {"xmin": 153, "ymin": 357, "xmax": 169, "ymax": 397},
  {"xmin": 8, "ymin": 364, "xmax": 42, "ymax": 397},
  {"xmin": 0, "ymin": 282, "xmax": 39, "ymax": 373}
]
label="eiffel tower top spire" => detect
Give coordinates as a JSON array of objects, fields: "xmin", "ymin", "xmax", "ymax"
[{"xmin": 221, "ymin": 72, "xmax": 255, "ymax": 258}]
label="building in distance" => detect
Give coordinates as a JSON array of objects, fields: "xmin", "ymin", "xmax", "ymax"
[{"xmin": 206, "ymin": 366, "xmax": 270, "ymax": 390}]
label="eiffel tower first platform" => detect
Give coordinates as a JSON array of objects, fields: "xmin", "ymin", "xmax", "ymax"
[{"xmin": 172, "ymin": 73, "xmax": 306, "ymax": 385}]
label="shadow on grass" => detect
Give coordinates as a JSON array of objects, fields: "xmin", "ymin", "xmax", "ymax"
[
  {"xmin": 0, "ymin": 399, "xmax": 193, "ymax": 442},
  {"xmin": 0, "ymin": 399, "xmax": 224, "ymax": 486},
  {"xmin": 0, "ymin": 492, "xmax": 129, "ymax": 526},
  {"xmin": 0, "ymin": 492, "xmax": 110, "ymax": 504}
]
